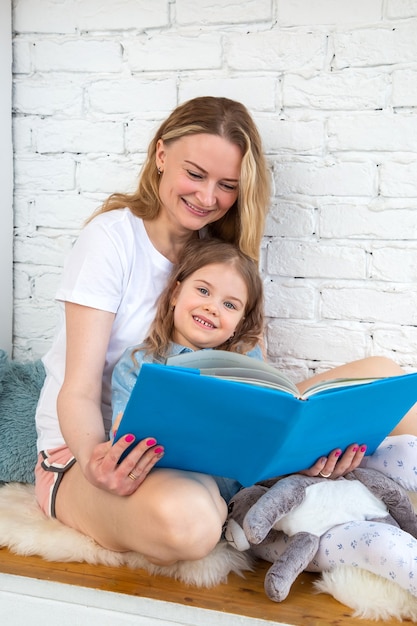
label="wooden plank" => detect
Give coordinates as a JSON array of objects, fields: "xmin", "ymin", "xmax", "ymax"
[{"xmin": 0, "ymin": 546, "xmax": 401, "ymax": 625}]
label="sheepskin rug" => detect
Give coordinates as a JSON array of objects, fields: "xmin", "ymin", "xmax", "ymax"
[
  {"xmin": 0, "ymin": 482, "xmax": 252, "ymax": 588},
  {"xmin": 315, "ymin": 567, "xmax": 417, "ymax": 621},
  {"xmin": 1, "ymin": 482, "xmax": 417, "ymax": 620}
]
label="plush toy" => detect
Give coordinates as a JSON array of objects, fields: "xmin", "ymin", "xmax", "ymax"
[{"xmin": 225, "ymin": 468, "xmax": 417, "ymax": 603}]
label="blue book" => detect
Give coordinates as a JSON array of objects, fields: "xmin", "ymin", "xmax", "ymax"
[{"xmin": 114, "ymin": 351, "xmax": 417, "ymax": 486}]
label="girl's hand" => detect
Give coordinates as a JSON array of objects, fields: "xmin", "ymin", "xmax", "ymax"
[
  {"xmin": 299, "ymin": 443, "xmax": 367, "ymax": 480},
  {"xmin": 84, "ymin": 434, "xmax": 164, "ymax": 496}
]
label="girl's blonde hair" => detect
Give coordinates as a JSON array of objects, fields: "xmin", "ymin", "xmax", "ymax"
[
  {"xmin": 89, "ymin": 96, "xmax": 270, "ymax": 262},
  {"xmin": 139, "ymin": 238, "xmax": 264, "ymax": 360}
]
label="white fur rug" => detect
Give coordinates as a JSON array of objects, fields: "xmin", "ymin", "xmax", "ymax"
[
  {"xmin": 315, "ymin": 567, "xmax": 417, "ymax": 621},
  {"xmin": 0, "ymin": 482, "xmax": 252, "ymax": 588},
  {"xmin": 1, "ymin": 482, "xmax": 417, "ymax": 620}
]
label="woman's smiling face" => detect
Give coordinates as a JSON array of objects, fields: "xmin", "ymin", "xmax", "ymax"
[{"xmin": 155, "ymin": 133, "xmax": 242, "ymax": 232}]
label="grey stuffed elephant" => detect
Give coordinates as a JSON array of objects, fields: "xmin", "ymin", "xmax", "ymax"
[{"xmin": 225, "ymin": 468, "xmax": 417, "ymax": 602}]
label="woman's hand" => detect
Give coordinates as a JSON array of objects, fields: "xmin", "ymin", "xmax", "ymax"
[
  {"xmin": 84, "ymin": 434, "xmax": 164, "ymax": 496},
  {"xmin": 299, "ymin": 443, "xmax": 367, "ymax": 480}
]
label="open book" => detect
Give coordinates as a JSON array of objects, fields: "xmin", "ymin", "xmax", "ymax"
[{"xmin": 114, "ymin": 350, "xmax": 417, "ymax": 486}]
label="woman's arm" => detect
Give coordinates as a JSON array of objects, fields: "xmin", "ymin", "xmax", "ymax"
[
  {"xmin": 57, "ymin": 302, "xmax": 114, "ymax": 471},
  {"xmin": 57, "ymin": 302, "xmax": 163, "ymax": 494}
]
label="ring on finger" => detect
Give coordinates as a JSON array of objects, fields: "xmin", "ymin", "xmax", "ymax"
[
  {"xmin": 128, "ymin": 471, "xmax": 138, "ymax": 481},
  {"xmin": 319, "ymin": 471, "xmax": 332, "ymax": 478}
]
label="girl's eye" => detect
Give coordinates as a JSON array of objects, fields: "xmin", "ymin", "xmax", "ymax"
[
  {"xmin": 224, "ymin": 301, "xmax": 237, "ymax": 310},
  {"xmin": 197, "ymin": 287, "xmax": 209, "ymax": 295}
]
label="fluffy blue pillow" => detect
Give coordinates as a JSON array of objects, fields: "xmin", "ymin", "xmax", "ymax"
[{"xmin": 0, "ymin": 350, "xmax": 45, "ymax": 484}]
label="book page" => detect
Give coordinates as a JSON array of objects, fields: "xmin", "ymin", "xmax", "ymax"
[
  {"xmin": 166, "ymin": 350, "xmax": 300, "ymax": 395},
  {"xmin": 166, "ymin": 350, "xmax": 383, "ymax": 399}
]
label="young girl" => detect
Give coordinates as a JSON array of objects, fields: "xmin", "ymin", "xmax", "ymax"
[
  {"xmin": 111, "ymin": 237, "xmax": 417, "ymax": 598},
  {"xmin": 111, "ymin": 237, "xmax": 265, "ymax": 502}
]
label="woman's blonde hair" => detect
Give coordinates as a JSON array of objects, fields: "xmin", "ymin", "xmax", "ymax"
[
  {"xmin": 138, "ymin": 238, "xmax": 264, "ymax": 361},
  {"xmin": 90, "ymin": 96, "xmax": 270, "ymax": 262}
]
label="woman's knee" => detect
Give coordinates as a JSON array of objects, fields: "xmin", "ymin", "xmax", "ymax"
[
  {"xmin": 154, "ymin": 488, "xmax": 226, "ymax": 561},
  {"xmin": 364, "ymin": 356, "xmax": 403, "ymax": 376}
]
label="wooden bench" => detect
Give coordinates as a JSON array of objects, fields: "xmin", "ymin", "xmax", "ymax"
[{"xmin": 0, "ymin": 546, "xmax": 402, "ymax": 625}]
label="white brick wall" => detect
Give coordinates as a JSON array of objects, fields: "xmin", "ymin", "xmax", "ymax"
[{"xmin": 11, "ymin": 0, "xmax": 417, "ymax": 381}]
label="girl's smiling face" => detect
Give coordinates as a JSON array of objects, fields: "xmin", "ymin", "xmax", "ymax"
[
  {"xmin": 155, "ymin": 133, "xmax": 242, "ymax": 232},
  {"xmin": 171, "ymin": 262, "xmax": 248, "ymax": 351}
]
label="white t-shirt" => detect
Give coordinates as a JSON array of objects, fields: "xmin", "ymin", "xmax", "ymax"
[{"xmin": 35, "ymin": 208, "xmax": 173, "ymax": 452}]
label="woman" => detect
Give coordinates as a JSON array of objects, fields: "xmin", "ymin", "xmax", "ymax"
[{"xmin": 34, "ymin": 96, "xmax": 408, "ymax": 565}]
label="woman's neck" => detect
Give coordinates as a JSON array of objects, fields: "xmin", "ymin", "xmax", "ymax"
[{"xmin": 143, "ymin": 218, "xmax": 198, "ymax": 264}]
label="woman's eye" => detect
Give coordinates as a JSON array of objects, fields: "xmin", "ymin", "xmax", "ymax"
[
  {"xmin": 187, "ymin": 170, "xmax": 203, "ymax": 180},
  {"xmin": 221, "ymin": 182, "xmax": 237, "ymax": 192}
]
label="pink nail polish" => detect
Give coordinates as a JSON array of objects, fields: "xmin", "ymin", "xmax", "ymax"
[
  {"xmin": 361, "ymin": 445, "xmax": 367, "ymax": 453},
  {"xmin": 125, "ymin": 434, "xmax": 135, "ymax": 443},
  {"xmin": 146, "ymin": 438, "xmax": 157, "ymax": 447},
  {"xmin": 154, "ymin": 447, "xmax": 164, "ymax": 455},
  {"xmin": 334, "ymin": 450, "xmax": 341, "ymax": 458},
  {"xmin": 352, "ymin": 446, "xmax": 359, "ymax": 452}
]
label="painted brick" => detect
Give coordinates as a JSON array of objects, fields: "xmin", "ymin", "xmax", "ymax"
[
  {"xmin": 12, "ymin": 39, "xmax": 32, "ymax": 73},
  {"xmin": 370, "ymin": 245, "xmax": 417, "ymax": 282},
  {"xmin": 321, "ymin": 286, "xmax": 417, "ymax": 325},
  {"xmin": 319, "ymin": 204, "xmax": 417, "ymax": 239},
  {"xmin": 13, "ymin": 0, "xmax": 78, "ymax": 33},
  {"xmin": 332, "ymin": 24, "xmax": 417, "ymax": 69},
  {"xmin": 264, "ymin": 281, "xmax": 316, "ymax": 319},
  {"xmin": 277, "ymin": 0, "xmax": 383, "ymax": 26},
  {"xmin": 87, "ymin": 78, "xmax": 177, "ymax": 115},
  {"xmin": 267, "ymin": 240, "xmax": 366, "ymax": 279},
  {"xmin": 32, "ymin": 193, "xmax": 99, "ymax": 229},
  {"xmin": 77, "ymin": 0, "xmax": 168, "ymax": 31},
  {"xmin": 34, "ymin": 120, "xmax": 124, "ymax": 154},
  {"xmin": 14, "ymin": 155, "xmax": 75, "ymax": 191},
  {"xmin": 264, "ymin": 202, "xmax": 315, "ymax": 238},
  {"xmin": 380, "ymin": 162, "xmax": 417, "ymax": 197},
  {"xmin": 179, "ymin": 77, "xmax": 277, "ymax": 112},
  {"xmin": 255, "ymin": 118, "xmax": 324, "ymax": 154},
  {"xmin": 34, "ymin": 40, "xmax": 123, "ymax": 73},
  {"xmin": 126, "ymin": 33, "xmax": 222, "ymax": 72},
  {"xmin": 283, "ymin": 71, "xmax": 388, "ymax": 110},
  {"xmin": 267, "ymin": 320, "xmax": 369, "ymax": 362},
  {"xmin": 373, "ymin": 326, "xmax": 417, "ymax": 368},
  {"xmin": 227, "ymin": 30, "xmax": 325, "ymax": 72},
  {"xmin": 13, "ymin": 78, "xmax": 84, "ymax": 116},
  {"xmin": 176, "ymin": 0, "xmax": 272, "ymax": 25},
  {"xmin": 392, "ymin": 69, "xmax": 417, "ymax": 107},
  {"xmin": 328, "ymin": 113, "xmax": 417, "ymax": 152},
  {"xmin": 14, "ymin": 234, "xmax": 75, "ymax": 267},
  {"xmin": 77, "ymin": 156, "xmax": 141, "ymax": 194},
  {"xmin": 12, "ymin": 117, "xmax": 33, "ymax": 153},
  {"xmin": 13, "ymin": 302, "xmax": 58, "ymax": 338},
  {"xmin": 386, "ymin": 0, "xmax": 417, "ymax": 19},
  {"xmin": 273, "ymin": 160, "xmax": 376, "ymax": 196}
]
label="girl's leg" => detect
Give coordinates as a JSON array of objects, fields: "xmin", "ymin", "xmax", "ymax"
[
  {"xmin": 55, "ymin": 463, "xmax": 227, "ymax": 565},
  {"xmin": 361, "ymin": 435, "xmax": 417, "ymax": 491},
  {"xmin": 297, "ymin": 357, "xmax": 417, "ymax": 437},
  {"xmin": 309, "ymin": 520, "xmax": 417, "ymax": 597}
]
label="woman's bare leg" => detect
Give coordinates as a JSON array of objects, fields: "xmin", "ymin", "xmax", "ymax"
[
  {"xmin": 55, "ymin": 463, "xmax": 227, "ymax": 565},
  {"xmin": 297, "ymin": 356, "xmax": 417, "ymax": 437}
]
